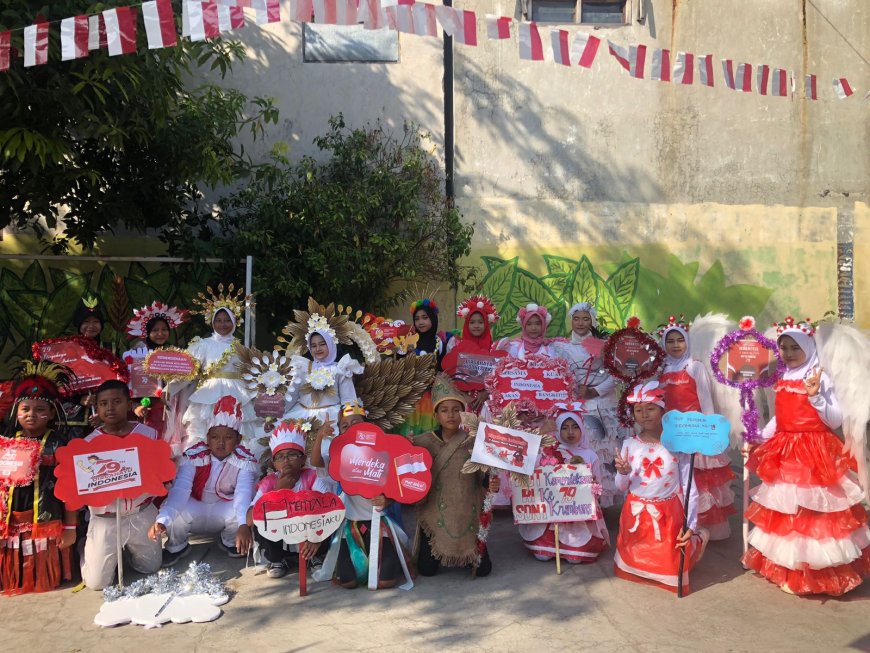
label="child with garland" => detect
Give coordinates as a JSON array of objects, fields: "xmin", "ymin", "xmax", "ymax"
[{"xmin": 0, "ymin": 362, "xmax": 78, "ymax": 594}]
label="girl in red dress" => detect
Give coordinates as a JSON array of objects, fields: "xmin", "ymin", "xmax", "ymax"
[
  {"xmin": 742, "ymin": 317, "xmax": 870, "ymax": 595},
  {"xmin": 613, "ymin": 381, "xmax": 708, "ymax": 593},
  {"xmin": 442, "ymin": 295, "xmax": 500, "ymax": 414}
]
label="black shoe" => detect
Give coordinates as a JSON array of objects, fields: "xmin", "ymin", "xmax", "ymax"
[
  {"xmin": 475, "ymin": 549, "xmax": 492, "ymax": 577},
  {"xmin": 161, "ymin": 544, "xmax": 192, "ymax": 568}
]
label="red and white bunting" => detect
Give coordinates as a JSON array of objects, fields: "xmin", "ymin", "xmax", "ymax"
[
  {"xmin": 650, "ymin": 47, "xmax": 670, "ymax": 82},
  {"xmin": 486, "ymin": 15, "xmax": 512, "ymax": 40},
  {"xmin": 387, "ymin": 5, "xmax": 414, "ymax": 32},
  {"xmin": 253, "ymin": 0, "xmax": 281, "ymax": 25},
  {"xmin": 314, "ymin": 0, "xmax": 357, "ymax": 25},
  {"xmin": 722, "ymin": 60, "xmax": 751, "ymax": 92},
  {"xmin": 104, "ymin": 6, "xmax": 138, "ymax": 56},
  {"xmin": 61, "ymin": 16, "xmax": 90, "ymax": 61},
  {"xmin": 218, "ymin": 4, "xmax": 246, "ymax": 31},
  {"xmin": 291, "ymin": 0, "xmax": 315, "ymax": 23},
  {"xmin": 411, "ymin": 4, "xmax": 438, "ymax": 37},
  {"xmin": 143, "ymin": 0, "xmax": 178, "ymax": 49},
  {"xmin": 359, "ymin": 0, "xmax": 388, "ymax": 29},
  {"xmin": 88, "ymin": 15, "xmax": 107, "ymax": 51},
  {"xmin": 184, "ymin": 2, "xmax": 220, "ymax": 41},
  {"xmin": 833, "ymin": 77, "xmax": 854, "ymax": 100},
  {"xmin": 518, "ymin": 22, "xmax": 543, "ymax": 62},
  {"xmin": 23, "ymin": 22, "xmax": 49, "ymax": 67},
  {"xmin": 673, "ymin": 51, "xmax": 694, "ymax": 84},
  {"xmin": 550, "ymin": 28, "xmax": 570, "ymax": 66},
  {"xmin": 0, "ymin": 31, "xmax": 11, "ymax": 72},
  {"xmin": 697, "ymin": 53, "xmax": 714, "ymax": 87},
  {"xmin": 571, "ymin": 32, "xmax": 599, "ymax": 68},
  {"xmin": 757, "ymin": 65, "xmax": 789, "ymax": 97},
  {"xmin": 805, "ymin": 73, "xmax": 817, "ymax": 100},
  {"xmin": 608, "ymin": 41, "xmax": 646, "ymax": 78},
  {"xmin": 435, "ymin": 7, "xmax": 477, "ymax": 46}
]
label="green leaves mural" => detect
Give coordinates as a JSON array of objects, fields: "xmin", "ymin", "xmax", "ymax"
[{"xmin": 478, "ymin": 254, "xmax": 772, "ymax": 338}]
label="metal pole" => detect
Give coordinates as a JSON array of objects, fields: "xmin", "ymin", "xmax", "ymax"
[
  {"xmin": 0, "ymin": 254, "xmax": 224, "ymax": 263},
  {"xmin": 244, "ymin": 255, "xmax": 253, "ymax": 348},
  {"xmin": 443, "ymin": 0, "xmax": 454, "ymax": 202}
]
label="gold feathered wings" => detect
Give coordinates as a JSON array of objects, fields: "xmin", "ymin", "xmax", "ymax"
[{"xmin": 355, "ymin": 353, "xmax": 437, "ymax": 431}]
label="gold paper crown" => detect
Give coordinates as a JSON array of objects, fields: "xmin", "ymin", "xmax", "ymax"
[
  {"xmin": 431, "ymin": 373, "xmax": 468, "ymax": 411},
  {"xmin": 340, "ymin": 399, "xmax": 367, "ymax": 418},
  {"xmin": 192, "ymin": 283, "xmax": 251, "ymax": 326}
]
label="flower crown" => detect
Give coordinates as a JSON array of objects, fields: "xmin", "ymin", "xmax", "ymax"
[
  {"xmin": 456, "ymin": 295, "xmax": 499, "ymax": 324},
  {"xmin": 307, "ymin": 314, "xmax": 337, "ymax": 341},
  {"xmin": 126, "ymin": 301, "xmax": 189, "ymax": 339},
  {"xmin": 516, "ymin": 303, "xmax": 552, "ymax": 326},
  {"xmin": 410, "ymin": 298, "xmax": 438, "ymax": 317},
  {"xmin": 192, "ymin": 283, "xmax": 250, "ymax": 326},
  {"xmin": 656, "ymin": 314, "xmax": 690, "ymax": 337},
  {"xmin": 773, "ymin": 316, "xmax": 815, "ymax": 337}
]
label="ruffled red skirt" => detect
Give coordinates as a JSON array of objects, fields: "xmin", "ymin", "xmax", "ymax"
[
  {"xmin": 524, "ymin": 526, "xmax": 607, "ymax": 564},
  {"xmin": 749, "ymin": 429, "xmax": 852, "ymax": 486}
]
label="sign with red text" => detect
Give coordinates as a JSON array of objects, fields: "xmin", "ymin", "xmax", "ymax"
[
  {"xmin": 511, "ymin": 464, "xmax": 598, "ymax": 524},
  {"xmin": 33, "ymin": 336, "xmax": 129, "ymax": 394},
  {"xmin": 54, "ymin": 434, "xmax": 176, "ymax": 509},
  {"xmin": 328, "ymin": 423, "xmax": 432, "ymax": 503},
  {"xmin": 470, "ymin": 422, "xmax": 541, "ymax": 476},
  {"xmin": 127, "ymin": 360, "xmax": 160, "ymax": 398},
  {"xmin": 611, "ymin": 332, "xmax": 657, "ymax": 376},
  {"xmin": 720, "ymin": 337, "xmax": 777, "ymax": 382},
  {"xmin": 0, "ymin": 437, "xmax": 42, "ymax": 486},
  {"xmin": 144, "ymin": 348, "xmax": 200, "ymax": 381},
  {"xmin": 253, "ymin": 392, "xmax": 285, "ymax": 419},
  {"xmin": 486, "ymin": 354, "xmax": 574, "ymax": 416},
  {"xmin": 442, "ymin": 345, "xmax": 507, "ymax": 391},
  {"xmin": 251, "ymin": 489, "xmax": 345, "ymax": 545}
]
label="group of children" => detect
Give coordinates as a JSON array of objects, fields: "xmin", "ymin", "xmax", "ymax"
[{"xmin": 0, "ymin": 288, "xmax": 868, "ymax": 601}]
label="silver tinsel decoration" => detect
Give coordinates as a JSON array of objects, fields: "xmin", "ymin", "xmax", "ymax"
[{"xmin": 102, "ymin": 562, "xmax": 228, "ymax": 603}]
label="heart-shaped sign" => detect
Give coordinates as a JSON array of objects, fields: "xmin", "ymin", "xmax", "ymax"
[
  {"xmin": 0, "ymin": 437, "xmax": 42, "ymax": 487},
  {"xmin": 251, "ymin": 489, "xmax": 345, "ymax": 545}
]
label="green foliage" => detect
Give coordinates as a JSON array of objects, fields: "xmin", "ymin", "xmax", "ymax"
[
  {"xmin": 0, "ymin": 1, "xmax": 278, "ymax": 252},
  {"xmin": 212, "ymin": 115, "xmax": 477, "ymax": 338}
]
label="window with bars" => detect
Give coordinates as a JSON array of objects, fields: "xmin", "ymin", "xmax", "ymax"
[{"xmin": 527, "ymin": 0, "xmax": 628, "ymax": 25}]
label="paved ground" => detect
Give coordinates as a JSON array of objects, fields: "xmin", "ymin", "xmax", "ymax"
[{"xmin": 6, "ymin": 482, "xmax": 870, "ymax": 653}]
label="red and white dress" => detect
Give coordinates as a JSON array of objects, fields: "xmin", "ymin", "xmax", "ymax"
[
  {"xmin": 614, "ymin": 437, "xmax": 706, "ymax": 593},
  {"xmin": 519, "ymin": 445, "xmax": 609, "ymax": 563},
  {"xmin": 742, "ymin": 378, "xmax": 870, "ymax": 595},
  {"xmin": 659, "ymin": 359, "xmax": 736, "ymax": 540}
]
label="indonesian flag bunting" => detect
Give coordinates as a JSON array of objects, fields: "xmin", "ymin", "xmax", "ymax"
[
  {"xmin": 23, "ymin": 22, "xmax": 49, "ymax": 67},
  {"xmin": 314, "ymin": 0, "xmax": 358, "ymax": 25},
  {"xmin": 486, "ymin": 15, "xmax": 512, "ymax": 40},
  {"xmin": 550, "ymin": 28, "xmax": 570, "ymax": 66},
  {"xmin": 411, "ymin": 4, "xmax": 438, "ymax": 37},
  {"xmin": 291, "ymin": 0, "xmax": 315, "ymax": 23},
  {"xmin": 833, "ymin": 77, "xmax": 854, "ymax": 99},
  {"xmin": 395, "ymin": 452, "xmax": 427, "ymax": 475},
  {"xmin": 387, "ymin": 5, "xmax": 414, "ymax": 32},
  {"xmin": 697, "ymin": 53, "xmax": 714, "ymax": 86},
  {"xmin": 435, "ymin": 7, "xmax": 477, "ymax": 46},
  {"xmin": 0, "ymin": 32, "xmax": 10, "ymax": 72},
  {"xmin": 722, "ymin": 60, "xmax": 751, "ymax": 92},
  {"xmin": 518, "ymin": 22, "xmax": 544, "ymax": 61},
  {"xmin": 608, "ymin": 41, "xmax": 645, "ymax": 78},
  {"xmin": 607, "ymin": 40, "xmax": 629, "ymax": 71},
  {"xmin": 88, "ymin": 15, "xmax": 108, "ymax": 51},
  {"xmin": 673, "ymin": 51, "xmax": 693, "ymax": 84},
  {"xmin": 805, "ymin": 73, "xmax": 817, "ymax": 100},
  {"xmin": 104, "ymin": 6, "xmax": 138, "ymax": 57},
  {"xmin": 359, "ymin": 0, "xmax": 389, "ymax": 29},
  {"xmin": 184, "ymin": 2, "xmax": 220, "ymax": 40},
  {"xmin": 61, "ymin": 16, "xmax": 90, "ymax": 61},
  {"xmin": 650, "ymin": 48, "xmax": 670, "ymax": 81},
  {"xmin": 571, "ymin": 32, "xmax": 599, "ymax": 68},
  {"xmin": 218, "ymin": 4, "xmax": 246, "ymax": 30},
  {"xmin": 143, "ymin": 0, "xmax": 178, "ymax": 49},
  {"xmin": 217, "ymin": 0, "xmax": 253, "ymax": 5},
  {"xmin": 757, "ymin": 65, "xmax": 789, "ymax": 97},
  {"xmin": 253, "ymin": 0, "xmax": 281, "ymax": 25}
]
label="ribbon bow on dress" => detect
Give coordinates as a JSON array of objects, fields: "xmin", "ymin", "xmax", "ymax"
[
  {"xmin": 628, "ymin": 501, "xmax": 663, "ymax": 541},
  {"xmin": 642, "ymin": 456, "xmax": 663, "ymax": 479}
]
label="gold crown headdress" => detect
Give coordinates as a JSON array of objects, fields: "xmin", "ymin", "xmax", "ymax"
[
  {"xmin": 192, "ymin": 283, "xmax": 252, "ymax": 326},
  {"xmin": 278, "ymin": 297, "xmax": 379, "ymax": 364}
]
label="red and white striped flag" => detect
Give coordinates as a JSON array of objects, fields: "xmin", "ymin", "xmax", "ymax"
[
  {"xmin": 412, "ymin": 4, "xmax": 438, "ymax": 37},
  {"xmin": 486, "ymin": 15, "xmax": 512, "ymax": 40},
  {"xmin": 673, "ymin": 51, "xmax": 693, "ymax": 84},
  {"xmin": 722, "ymin": 60, "xmax": 751, "ymax": 92},
  {"xmin": 571, "ymin": 32, "xmax": 599, "ymax": 68},
  {"xmin": 608, "ymin": 41, "xmax": 646, "ymax": 78},
  {"xmin": 550, "ymin": 28, "xmax": 570, "ymax": 66},
  {"xmin": 143, "ymin": 0, "xmax": 178, "ymax": 49},
  {"xmin": 314, "ymin": 0, "xmax": 357, "ymax": 25},
  {"xmin": 435, "ymin": 7, "xmax": 477, "ymax": 46},
  {"xmin": 184, "ymin": 2, "xmax": 219, "ymax": 40},
  {"xmin": 650, "ymin": 48, "xmax": 670, "ymax": 82},
  {"xmin": 218, "ymin": 4, "xmax": 246, "ymax": 30},
  {"xmin": 757, "ymin": 65, "xmax": 789, "ymax": 97},
  {"xmin": 88, "ymin": 15, "xmax": 107, "ymax": 51},
  {"xmin": 61, "ymin": 16, "xmax": 90, "ymax": 61},
  {"xmin": 697, "ymin": 53, "xmax": 714, "ymax": 87},
  {"xmin": 23, "ymin": 22, "xmax": 49, "ymax": 67},
  {"xmin": 387, "ymin": 4, "xmax": 414, "ymax": 32},
  {"xmin": 359, "ymin": 0, "xmax": 388, "ymax": 29},
  {"xmin": 395, "ymin": 452, "xmax": 427, "ymax": 475},
  {"xmin": 518, "ymin": 22, "xmax": 544, "ymax": 61},
  {"xmin": 253, "ymin": 0, "xmax": 281, "ymax": 25},
  {"xmin": 291, "ymin": 0, "xmax": 315, "ymax": 23},
  {"xmin": 104, "ymin": 6, "xmax": 138, "ymax": 56},
  {"xmin": 0, "ymin": 31, "xmax": 11, "ymax": 72},
  {"xmin": 833, "ymin": 77, "xmax": 854, "ymax": 99},
  {"xmin": 805, "ymin": 73, "xmax": 817, "ymax": 100}
]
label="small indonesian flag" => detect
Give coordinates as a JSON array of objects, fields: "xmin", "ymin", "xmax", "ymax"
[
  {"xmin": 218, "ymin": 4, "xmax": 246, "ymax": 31},
  {"xmin": 0, "ymin": 31, "xmax": 10, "ymax": 72},
  {"xmin": 386, "ymin": 5, "xmax": 414, "ymax": 32},
  {"xmin": 411, "ymin": 4, "xmax": 438, "ymax": 37},
  {"xmin": 359, "ymin": 0, "xmax": 388, "ymax": 29},
  {"xmin": 833, "ymin": 77, "xmax": 854, "ymax": 100},
  {"xmin": 24, "ymin": 22, "xmax": 49, "ymax": 67},
  {"xmin": 395, "ymin": 452, "xmax": 427, "ymax": 476},
  {"xmin": 184, "ymin": 2, "xmax": 219, "ymax": 40},
  {"xmin": 518, "ymin": 22, "xmax": 544, "ymax": 61},
  {"xmin": 314, "ymin": 0, "xmax": 358, "ymax": 25},
  {"xmin": 143, "ymin": 0, "xmax": 178, "ymax": 50},
  {"xmin": 486, "ymin": 15, "xmax": 512, "ymax": 40},
  {"xmin": 88, "ymin": 15, "xmax": 108, "ymax": 51},
  {"xmin": 435, "ymin": 7, "xmax": 477, "ymax": 46},
  {"xmin": 104, "ymin": 6, "xmax": 138, "ymax": 57},
  {"xmin": 650, "ymin": 47, "xmax": 670, "ymax": 81},
  {"xmin": 697, "ymin": 53, "xmax": 714, "ymax": 87},
  {"xmin": 550, "ymin": 28, "xmax": 570, "ymax": 66},
  {"xmin": 291, "ymin": 0, "xmax": 315, "ymax": 23},
  {"xmin": 673, "ymin": 51, "xmax": 694, "ymax": 84},
  {"xmin": 757, "ymin": 65, "xmax": 789, "ymax": 97},
  {"xmin": 608, "ymin": 41, "xmax": 646, "ymax": 78},
  {"xmin": 805, "ymin": 73, "xmax": 817, "ymax": 100},
  {"xmin": 253, "ymin": 0, "xmax": 281, "ymax": 24},
  {"xmin": 722, "ymin": 60, "xmax": 751, "ymax": 92},
  {"xmin": 61, "ymin": 16, "xmax": 90, "ymax": 61},
  {"xmin": 571, "ymin": 32, "xmax": 600, "ymax": 68}
]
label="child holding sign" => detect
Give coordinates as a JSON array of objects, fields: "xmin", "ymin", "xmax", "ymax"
[
  {"xmin": 613, "ymin": 382, "xmax": 707, "ymax": 594},
  {"xmin": 81, "ymin": 380, "xmax": 162, "ymax": 590},
  {"xmin": 414, "ymin": 375, "xmax": 499, "ymax": 577},
  {"xmin": 0, "ymin": 362, "xmax": 78, "ymax": 594}
]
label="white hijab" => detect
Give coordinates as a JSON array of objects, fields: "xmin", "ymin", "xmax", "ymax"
[
  {"xmin": 554, "ymin": 411, "xmax": 594, "ymax": 459},
  {"xmin": 779, "ymin": 330, "xmax": 819, "ymax": 381},
  {"xmin": 211, "ymin": 307, "xmax": 236, "ymax": 344},
  {"xmin": 661, "ymin": 325, "xmax": 691, "ymax": 372},
  {"xmin": 307, "ymin": 329, "xmax": 338, "ymax": 369},
  {"xmin": 569, "ymin": 303, "xmax": 598, "ymax": 345}
]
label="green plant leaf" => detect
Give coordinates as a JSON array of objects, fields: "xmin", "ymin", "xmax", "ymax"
[
  {"xmin": 37, "ymin": 270, "xmax": 93, "ymax": 340},
  {"xmin": 541, "ymin": 274, "xmax": 569, "ymax": 300},
  {"xmin": 596, "ymin": 284, "xmax": 624, "ymax": 331},
  {"xmin": 493, "ymin": 303, "xmax": 521, "ymax": 340},
  {"xmin": 542, "ymin": 255, "xmax": 577, "ymax": 277},
  {"xmin": 569, "ymin": 255, "xmax": 599, "ymax": 306},
  {"xmin": 606, "ymin": 258, "xmax": 640, "ymax": 319},
  {"xmin": 23, "ymin": 261, "xmax": 47, "ymax": 292},
  {"xmin": 479, "ymin": 257, "xmax": 517, "ymax": 319}
]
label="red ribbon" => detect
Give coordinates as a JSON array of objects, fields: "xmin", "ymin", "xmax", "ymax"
[{"xmin": 642, "ymin": 457, "xmax": 663, "ymax": 479}]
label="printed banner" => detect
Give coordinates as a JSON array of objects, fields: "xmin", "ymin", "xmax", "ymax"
[
  {"xmin": 254, "ymin": 391, "xmax": 285, "ymax": 418},
  {"xmin": 486, "ymin": 354, "xmax": 574, "ymax": 415},
  {"xmin": 720, "ymin": 337, "xmax": 777, "ymax": 382},
  {"xmin": 73, "ymin": 446, "xmax": 142, "ymax": 495},
  {"xmin": 511, "ymin": 463, "xmax": 597, "ymax": 524},
  {"xmin": 470, "ymin": 421, "xmax": 541, "ymax": 476},
  {"xmin": 127, "ymin": 360, "xmax": 160, "ymax": 398},
  {"xmin": 662, "ymin": 411, "xmax": 731, "ymax": 456},
  {"xmin": 144, "ymin": 348, "xmax": 200, "ymax": 381},
  {"xmin": 33, "ymin": 336, "xmax": 128, "ymax": 394},
  {"xmin": 611, "ymin": 331, "xmax": 658, "ymax": 376},
  {"xmin": 251, "ymin": 489, "xmax": 345, "ymax": 544},
  {"xmin": 0, "ymin": 437, "xmax": 41, "ymax": 486}
]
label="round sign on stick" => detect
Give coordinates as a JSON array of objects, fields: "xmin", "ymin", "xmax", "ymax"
[{"xmin": 602, "ymin": 317, "xmax": 665, "ymax": 426}]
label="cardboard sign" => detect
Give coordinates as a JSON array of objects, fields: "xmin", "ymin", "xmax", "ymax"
[
  {"xmin": 611, "ymin": 332, "xmax": 658, "ymax": 376},
  {"xmin": 251, "ymin": 489, "xmax": 345, "ymax": 545},
  {"xmin": 127, "ymin": 360, "xmax": 160, "ymax": 399},
  {"xmin": 253, "ymin": 392, "xmax": 285, "ymax": 419},
  {"xmin": 54, "ymin": 434, "xmax": 176, "ymax": 510},
  {"xmin": 144, "ymin": 349, "xmax": 200, "ymax": 381},
  {"xmin": 470, "ymin": 422, "xmax": 541, "ymax": 476},
  {"xmin": 33, "ymin": 337, "xmax": 128, "ymax": 394},
  {"xmin": 720, "ymin": 338, "xmax": 777, "ymax": 382},
  {"xmin": 511, "ymin": 464, "xmax": 598, "ymax": 524},
  {"xmin": 662, "ymin": 411, "xmax": 731, "ymax": 457},
  {"xmin": 0, "ymin": 437, "xmax": 42, "ymax": 486},
  {"xmin": 486, "ymin": 355, "xmax": 575, "ymax": 415},
  {"xmin": 328, "ymin": 423, "xmax": 432, "ymax": 503}
]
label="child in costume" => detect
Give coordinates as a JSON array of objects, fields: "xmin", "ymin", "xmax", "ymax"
[
  {"xmin": 149, "ymin": 396, "xmax": 257, "ymax": 566},
  {"xmin": 0, "ymin": 362, "xmax": 78, "ymax": 595},
  {"xmin": 552, "ymin": 302, "xmax": 631, "ymax": 508},
  {"xmin": 520, "ymin": 403, "xmax": 609, "ymax": 564},
  {"xmin": 124, "ymin": 301, "xmax": 189, "ymax": 448},
  {"xmin": 442, "ymin": 295, "xmax": 500, "ymax": 413},
  {"xmin": 494, "ymin": 303, "xmax": 555, "ymax": 359},
  {"xmin": 742, "ymin": 317, "xmax": 870, "ymax": 596},
  {"xmin": 247, "ymin": 420, "xmax": 330, "ymax": 579},
  {"xmin": 658, "ymin": 315, "xmax": 736, "ymax": 540},
  {"xmin": 80, "ymin": 380, "xmax": 162, "ymax": 590},
  {"xmin": 310, "ymin": 400, "xmax": 410, "ymax": 589},
  {"xmin": 613, "ymin": 381, "xmax": 707, "ymax": 594},
  {"xmin": 414, "ymin": 374, "xmax": 499, "ymax": 577}
]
